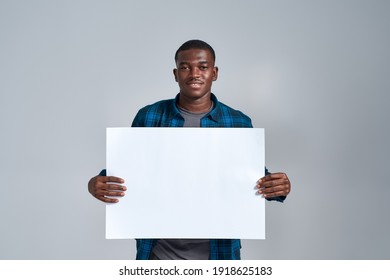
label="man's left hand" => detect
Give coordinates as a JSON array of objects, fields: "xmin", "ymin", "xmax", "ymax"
[{"xmin": 256, "ymin": 172, "xmax": 291, "ymax": 198}]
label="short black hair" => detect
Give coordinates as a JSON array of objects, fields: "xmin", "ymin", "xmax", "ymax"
[{"xmin": 174, "ymin": 39, "xmax": 216, "ymax": 63}]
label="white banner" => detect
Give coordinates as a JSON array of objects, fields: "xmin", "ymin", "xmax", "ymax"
[{"xmin": 106, "ymin": 128, "xmax": 265, "ymax": 239}]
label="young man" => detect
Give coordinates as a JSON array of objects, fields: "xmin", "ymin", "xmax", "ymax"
[{"xmin": 88, "ymin": 40, "xmax": 291, "ymax": 260}]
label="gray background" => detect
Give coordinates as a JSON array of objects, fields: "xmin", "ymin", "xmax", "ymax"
[{"xmin": 1, "ymin": 0, "xmax": 389, "ymax": 259}]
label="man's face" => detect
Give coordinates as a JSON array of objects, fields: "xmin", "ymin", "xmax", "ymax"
[{"xmin": 173, "ymin": 48, "xmax": 218, "ymax": 101}]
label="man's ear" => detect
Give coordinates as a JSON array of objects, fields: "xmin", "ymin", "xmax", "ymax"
[
  {"xmin": 212, "ymin": 66, "xmax": 219, "ymax": 81},
  {"xmin": 173, "ymin": 68, "xmax": 178, "ymax": 82}
]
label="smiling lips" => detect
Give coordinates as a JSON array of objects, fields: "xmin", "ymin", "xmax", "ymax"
[{"xmin": 187, "ymin": 79, "xmax": 203, "ymax": 88}]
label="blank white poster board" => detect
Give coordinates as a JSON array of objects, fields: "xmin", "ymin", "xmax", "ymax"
[{"xmin": 106, "ymin": 128, "xmax": 265, "ymax": 239}]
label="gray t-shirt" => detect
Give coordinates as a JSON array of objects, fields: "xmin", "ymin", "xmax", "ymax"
[{"xmin": 151, "ymin": 103, "xmax": 213, "ymax": 260}]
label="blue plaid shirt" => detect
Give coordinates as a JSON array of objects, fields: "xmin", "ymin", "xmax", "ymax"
[
  {"xmin": 131, "ymin": 93, "xmax": 253, "ymax": 128},
  {"xmin": 101, "ymin": 93, "xmax": 284, "ymax": 260}
]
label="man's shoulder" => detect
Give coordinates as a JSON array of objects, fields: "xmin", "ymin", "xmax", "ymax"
[
  {"xmin": 132, "ymin": 97, "xmax": 177, "ymax": 127},
  {"xmin": 213, "ymin": 100, "xmax": 253, "ymax": 127}
]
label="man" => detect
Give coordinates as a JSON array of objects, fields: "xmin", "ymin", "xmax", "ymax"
[{"xmin": 88, "ymin": 39, "xmax": 291, "ymax": 260}]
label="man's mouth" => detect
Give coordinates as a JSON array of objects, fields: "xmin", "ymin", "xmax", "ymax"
[
  {"xmin": 187, "ymin": 83, "xmax": 202, "ymax": 89},
  {"xmin": 186, "ymin": 80, "xmax": 203, "ymax": 87}
]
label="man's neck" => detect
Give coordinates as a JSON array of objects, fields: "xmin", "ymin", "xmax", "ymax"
[{"xmin": 177, "ymin": 93, "xmax": 213, "ymax": 113}]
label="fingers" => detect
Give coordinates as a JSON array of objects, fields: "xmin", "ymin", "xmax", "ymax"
[
  {"xmin": 259, "ymin": 172, "xmax": 288, "ymax": 182},
  {"xmin": 96, "ymin": 195, "xmax": 122, "ymax": 203},
  {"xmin": 258, "ymin": 184, "xmax": 289, "ymax": 198},
  {"xmin": 99, "ymin": 176, "xmax": 125, "ymax": 184},
  {"xmin": 97, "ymin": 182, "xmax": 127, "ymax": 192},
  {"xmin": 94, "ymin": 176, "xmax": 127, "ymax": 203},
  {"xmin": 96, "ymin": 176, "xmax": 126, "ymax": 191},
  {"xmin": 256, "ymin": 172, "xmax": 291, "ymax": 198},
  {"xmin": 95, "ymin": 188, "xmax": 126, "ymax": 197}
]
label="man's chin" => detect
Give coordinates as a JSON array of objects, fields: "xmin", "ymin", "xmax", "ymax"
[{"xmin": 179, "ymin": 91, "xmax": 211, "ymax": 100}]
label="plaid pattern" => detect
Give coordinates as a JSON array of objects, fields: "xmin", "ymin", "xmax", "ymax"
[
  {"xmin": 135, "ymin": 239, "xmax": 242, "ymax": 260},
  {"xmin": 131, "ymin": 93, "xmax": 253, "ymax": 128},
  {"xmin": 101, "ymin": 93, "xmax": 284, "ymax": 260}
]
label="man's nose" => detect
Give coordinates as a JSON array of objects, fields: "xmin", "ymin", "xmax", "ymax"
[{"xmin": 190, "ymin": 67, "xmax": 200, "ymax": 78}]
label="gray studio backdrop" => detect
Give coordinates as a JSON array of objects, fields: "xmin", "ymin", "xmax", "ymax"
[{"xmin": 1, "ymin": 0, "xmax": 389, "ymax": 259}]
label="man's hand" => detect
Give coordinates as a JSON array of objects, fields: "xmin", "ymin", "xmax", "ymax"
[
  {"xmin": 256, "ymin": 172, "xmax": 291, "ymax": 198},
  {"xmin": 88, "ymin": 175, "xmax": 127, "ymax": 203}
]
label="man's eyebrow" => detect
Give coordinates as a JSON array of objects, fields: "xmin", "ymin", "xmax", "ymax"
[{"xmin": 179, "ymin": 60, "xmax": 210, "ymax": 65}]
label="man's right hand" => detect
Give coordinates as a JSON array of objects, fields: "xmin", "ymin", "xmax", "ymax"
[{"xmin": 88, "ymin": 176, "xmax": 126, "ymax": 203}]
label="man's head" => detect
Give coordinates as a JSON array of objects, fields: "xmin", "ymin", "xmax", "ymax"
[
  {"xmin": 175, "ymin": 39, "xmax": 216, "ymax": 65},
  {"xmin": 173, "ymin": 40, "xmax": 218, "ymax": 108}
]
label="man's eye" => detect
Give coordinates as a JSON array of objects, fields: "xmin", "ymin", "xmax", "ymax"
[
  {"xmin": 180, "ymin": 66, "xmax": 189, "ymax": 70},
  {"xmin": 200, "ymin": 66, "xmax": 208, "ymax": 70}
]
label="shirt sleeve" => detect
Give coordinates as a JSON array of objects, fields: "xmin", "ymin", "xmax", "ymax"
[{"xmin": 131, "ymin": 112, "xmax": 142, "ymax": 127}]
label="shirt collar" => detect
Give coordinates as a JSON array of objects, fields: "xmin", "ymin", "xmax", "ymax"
[
  {"xmin": 172, "ymin": 93, "xmax": 221, "ymax": 122},
  {"xmin": 169, "ymin": 94, "xmax": 183, "ymax": 119},
  {"xmin": 207, "ymin": 93, "xmax": 222, "ymax": 123}
]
